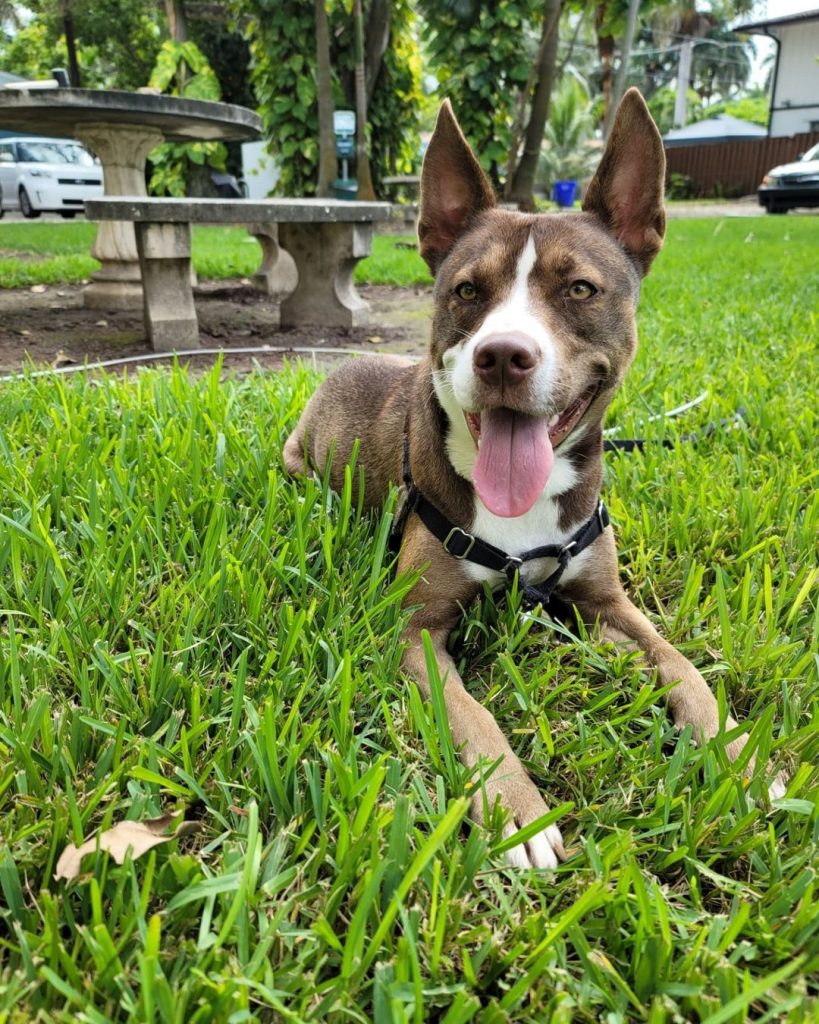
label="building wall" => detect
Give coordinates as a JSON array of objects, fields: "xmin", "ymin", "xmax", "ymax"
[{"xmin": 771, "ymin": 22, "xmax": 819, "ymax": 137}]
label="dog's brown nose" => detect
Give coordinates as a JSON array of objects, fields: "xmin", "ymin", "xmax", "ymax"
[{"xmin": 473, "ymin": 337, "xmax": 539, "ymax": 386}]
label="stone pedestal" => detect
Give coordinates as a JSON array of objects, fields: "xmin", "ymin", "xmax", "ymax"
[
  {"xmin": 278, "ymin": 222, "xmax": 373, "ymax": 328},
  {"xmin": 75, "ymin": 124, "xmax": 163, "ymax": 310}
]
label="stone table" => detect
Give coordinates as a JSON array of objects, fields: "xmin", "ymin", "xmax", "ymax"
[{"xmin": 0, "ymin": 87, "xmax": 261, "ymax": 308}]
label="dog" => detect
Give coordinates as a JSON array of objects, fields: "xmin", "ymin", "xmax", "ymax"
[{"xmin": 284, "ymin": 89, "xmax": 783, "ymax": 869}]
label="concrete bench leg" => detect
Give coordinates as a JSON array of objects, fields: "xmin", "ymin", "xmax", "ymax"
[
  {"xmin": 134, "ymin": 222, "xmax": 200, "ymax": 352},
  {"xmin": 277, "ymin": 222, "xmax": 373, "ymax": 328},
  {"xmin": 247, "ymin": 223, "xmax": 298, "ymax": 305}
]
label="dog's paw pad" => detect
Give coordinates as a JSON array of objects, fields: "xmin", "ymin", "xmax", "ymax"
[{"xmin": 502, "ymin": 822, "xmax": 565, "ymax": 870}]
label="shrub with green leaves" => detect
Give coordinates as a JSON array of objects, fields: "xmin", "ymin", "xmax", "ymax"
[
  {"xmin": 147, "ymin": 40, "xmax": 228, "ymax": 197},
  {"xmin": 239, "ymin": 0, "xmax": 421, "ymax": 197}
]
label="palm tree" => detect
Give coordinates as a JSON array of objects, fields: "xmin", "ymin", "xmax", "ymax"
[
  {"xmin": 690, "ymin": 28, "xmax": 754, "ymax": 103},
  {"xmin": 537, "ymin": 77, "xmax": 600, "ymax": 192}
]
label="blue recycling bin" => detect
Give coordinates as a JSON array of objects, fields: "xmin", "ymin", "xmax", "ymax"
[{"xmin": 552, "ymin": 180, "xmax": 578, "ymax": 208}]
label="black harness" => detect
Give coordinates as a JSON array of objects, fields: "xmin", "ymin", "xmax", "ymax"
[
  {"xmin": 389, "ymin": 418, "xmax": 610, "ymax": 609},
  {"xmin": 386, "ymin": 406, "xmax": 744, "ymax": 609}
]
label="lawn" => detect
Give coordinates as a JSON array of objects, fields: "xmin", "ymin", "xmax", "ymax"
[
  {"xmin": 0, "ymin": 217, "xmax": 816, "ymax": 1022},
  {"xmin": 0, "ymin": 220, "xmax": 429, "ymax": 289}
]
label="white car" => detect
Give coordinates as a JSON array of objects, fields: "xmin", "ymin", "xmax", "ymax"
[
  {"xmin": 0, "ymin": 136, "xmax": 103, "ymax": 218},
  {"xmin": 758, "ymin": 142, "xmax": 819, "ymax": 214}
]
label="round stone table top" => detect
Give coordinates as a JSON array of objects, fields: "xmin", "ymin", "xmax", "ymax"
[{"xmin": 0, "ymin": 88, "xmax": 262, "ymax": 142}]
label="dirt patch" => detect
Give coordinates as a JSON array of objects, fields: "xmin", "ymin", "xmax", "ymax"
[{"xmin": 0, "ymin": 279, "xmax": 433, "ymax": 375}]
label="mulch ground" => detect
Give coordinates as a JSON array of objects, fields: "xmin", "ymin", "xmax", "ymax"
[{"xmin": 0, "ymin": 280, "xmax": 433, "ymax": 376}]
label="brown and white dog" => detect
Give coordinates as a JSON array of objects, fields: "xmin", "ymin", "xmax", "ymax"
[{"xmin": 284, "ymin": 89, "xmax": 783, "ymax": 869}]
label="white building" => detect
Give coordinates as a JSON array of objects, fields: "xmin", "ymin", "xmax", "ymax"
[{"xmin": 738, "ymin": 9, "xmax": 819, "ymax": 137}]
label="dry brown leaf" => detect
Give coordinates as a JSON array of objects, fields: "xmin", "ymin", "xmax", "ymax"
[
  {"xmin": 54, "ymin": 813, "xmax": 198, "ymax": 881},
  {"xmin": 52, "ymin": 350, "xmax": 77, "ymax": 369},
  {"xmin": 30, "ymin": 284, "xmax": 47, "ymax": 294},
  {"xmin": 367, "ymin": 335, "xmax": 385, "ymax": 345}
]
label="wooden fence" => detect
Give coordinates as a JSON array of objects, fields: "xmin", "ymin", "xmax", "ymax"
[{"xmin": 664, "ymin": 131, "xmax": 819, "ymax": 198}]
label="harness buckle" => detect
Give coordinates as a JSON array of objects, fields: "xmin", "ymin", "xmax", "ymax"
[
  {"xmin": 443, "ymin": 526, "xmax": 476, "ymax": 560},
  {"xmin": 504, "ymin": 555, "xmax": 523, "ymax": 577},
  {"xmin": 597, "ymin": 500, "xmax": 608, "ymax": 532}
]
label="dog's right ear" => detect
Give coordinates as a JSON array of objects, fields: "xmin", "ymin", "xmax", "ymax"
[{"xmin": 418, "ymin": 100, "xmax": 496, "ymax": 273}]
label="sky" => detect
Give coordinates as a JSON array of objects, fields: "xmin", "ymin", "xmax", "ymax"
[{"xmin": 759, "ymin": 1, "xmax": 819, "ymax": 15}]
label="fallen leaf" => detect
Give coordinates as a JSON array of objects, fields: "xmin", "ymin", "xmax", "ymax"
[
  {"xmin": 94, "ymin": 320, "xmax": 108, "ymax": 328},
  {"xmin": 54, "ymin": 813, "xmax": 199, "ymax": 881},
  {"xmin": 367, "ymin": 335, "xmax": 385, "ymax": 345},
  {"xmin": 52, "ymin": 351, "xmax": 76, "ymax": 369},
  {"xmin": 30, "ymin": 284, "xmax": 47, "ymax": 293}
]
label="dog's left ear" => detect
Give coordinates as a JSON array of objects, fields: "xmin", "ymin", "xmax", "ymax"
[
  {"xmin": 418, "ymin": 100, "xmax": 496, "ymax": 273},
  {"xmin": 582, "ymin": 88, "xmax": 666, "ymax": 275}
]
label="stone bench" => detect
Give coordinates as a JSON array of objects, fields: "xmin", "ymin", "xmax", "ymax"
[{"xmin": 84, "ymin": 197, "xmax": 392, "ymax": 351}]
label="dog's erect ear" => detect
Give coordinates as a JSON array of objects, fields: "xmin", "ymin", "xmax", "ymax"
[
  {"xmin": 418, "ymin": 100, "xmax": 496, "ymax": 273},
  {"xmin": 582, "ymin": 88, "xmax": 666, "ymax": 275}
]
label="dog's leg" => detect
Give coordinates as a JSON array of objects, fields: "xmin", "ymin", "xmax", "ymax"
[
  {"xmin": 283, "ymin": 420, "xmax": 307, "ymax": 477},
  {"xmin": 563, "ymin": 532, "xmax": 786, "ymax": 797},
  {"xmin": 398, "ymin": 523, "xmax": 566, "ymax": 869}
]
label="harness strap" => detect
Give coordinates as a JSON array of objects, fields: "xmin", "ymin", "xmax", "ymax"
[{"xmin": 390, "ymin": 414, "xmax": 610, "ymax": 608}]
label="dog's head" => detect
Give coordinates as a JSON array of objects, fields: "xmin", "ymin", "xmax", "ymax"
[{"xmin": 418, "ymin": 89, "xmax": 665, "ymax": 517}]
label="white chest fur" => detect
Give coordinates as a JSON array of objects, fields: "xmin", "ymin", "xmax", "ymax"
[{"xmin": 432, "ymin": 371, "xmax": 595, "ymax": 588}]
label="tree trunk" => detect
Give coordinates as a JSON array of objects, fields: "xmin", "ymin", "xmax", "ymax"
[
  {"xmin": 165, "ymin": 0, "xmax": 188, "ymax": 42},
  {"xmin": 364, "ymin": 0, "xmax": 391, "ymax": 106},
  {"xmin": 596, "ymin": 5, "xmax": 614, "ymax": 128},
  {"xmin": 353, "ymin": 0, "xmax": 376, "ymax": 200},
  {"xmin": 61, "ymin": 0, "xmax": 82, "ymax": 87},
  {"xmin": 604, "ymin": 0, "xmax": 640, "ymax": 138},
  {"xmin": 315, "ymin": 0, "xmax": 336, "ymax": 197},
  {"xmin": 506, "ymin": 0, "xmax": 561, "ymax": 211},
  {"xmin": 164, "ymin": 0, "xmax": 188, "ymax": 91}
]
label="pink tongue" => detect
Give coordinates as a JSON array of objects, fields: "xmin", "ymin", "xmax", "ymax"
[{"xmin": 472, "ymin": 408, "xmax": 554, "ymax": 517}]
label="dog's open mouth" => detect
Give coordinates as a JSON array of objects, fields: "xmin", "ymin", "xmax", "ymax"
[
  {"xmin": 464, "ymin": 386, "xmax": 597, "ymax": 451},
  {"xmin": 463, "ymin": 387, "xmax": 597, "ymax": 518}
]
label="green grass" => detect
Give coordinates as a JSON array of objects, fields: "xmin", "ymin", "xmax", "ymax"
[
  {"xmin": 0, "ymin": 218, "xmax": 817, "ymax": 1022},
  {"xmin": 0, "ymin": 221, "xmax": 432, "ymax": 289},
  {"xmin": 0, "ymin": 223, "xmax": 264, "ymax": 287}
]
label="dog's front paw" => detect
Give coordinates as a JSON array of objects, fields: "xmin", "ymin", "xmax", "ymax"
[
  {"xmin": 474, "ymin": 773, "xmax": 566, "ymax": 870},
  {"xmin": 723, "ymin": 721, "xmax": 788, "ymax": 801}
]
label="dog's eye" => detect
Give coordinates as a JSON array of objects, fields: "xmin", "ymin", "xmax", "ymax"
[
  {"xmin": 454, "ymin": 281, "xmax": 477, "ymax": 301},
  {"xmin": 567, "ymin": 280, "xmax": 597, "ymax": 300}
]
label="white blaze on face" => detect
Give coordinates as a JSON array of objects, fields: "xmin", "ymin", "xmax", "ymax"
[{"xmin": 442, "ymin": 231, "xmax": 556, "ymax": 411}]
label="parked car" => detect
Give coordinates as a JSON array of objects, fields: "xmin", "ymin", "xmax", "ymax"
[
  {"xmin": 0, "ymin": 136, "xmax": 103, "ymax": 218},
  {"xmin": 758, "ymin": 143, "xmax": 819, "ymax": 214}
]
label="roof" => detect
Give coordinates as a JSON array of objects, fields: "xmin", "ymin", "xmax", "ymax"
[
  {"xmin": 664, "ymin": 114, "xmax": 768, "ymax": 146},
  {"xmin": 735, "ymin": 8, "xmax": 819, "ymax": 32},
  {"xmin": 0, "ymin": 71, "xmax": 25, "ymax": 86}
]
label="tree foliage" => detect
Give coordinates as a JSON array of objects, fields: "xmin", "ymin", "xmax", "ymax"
[
  {"xmin": 147, "ymin": 40, "xmax": 228, "ymax": 197},
  {"xmin": 238, "ymin": 0, "xmax": 421, "ymax": 197},
  {"xmin": 418, "ymin": 0, "xmax": 543, "ymax": 184},
  {"xmin": 239, "ymin": 0, "xmax": 317, "ymax": 196},
  {"xmin": 0, "ymin": 0, "xmax": 163, "ymax": 90}
]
